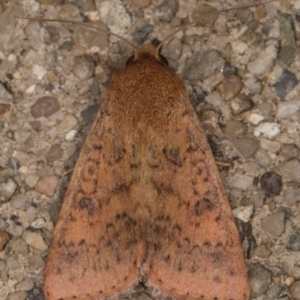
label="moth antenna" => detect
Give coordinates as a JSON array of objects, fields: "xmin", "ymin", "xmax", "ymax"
[
  {"xmin": 16, "ymin": 17, "xmax": 137, "ymax": 50},
  {"xmin": 157, "ymin": 0, "xmax": 278, "ymax": 51},
  {"xmin": 220, "ymin": 0, "xmax": 278, "ymax": 13}
]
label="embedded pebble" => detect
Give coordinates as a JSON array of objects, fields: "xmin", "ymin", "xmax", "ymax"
[
  {"xmin": 280, "ymin": 159, "xmax": 300, "ymax": 181},
  {"xmin": 11, "ymin": 238, "xmax": 28, "ymax": 254},
  {"xmin": 81, "ymin": 104, "xmax": 100, "ymax": 124},
  {"xmin": 0, "ymin": 178, "xmax": 17, "ymax": 203},
  {"xmin": 7, "ymin": 291, "xmax": 27, "ymax": 300},
  {"xmin": 26, "ymin": 206, "xmax": 37, "ymax": 223},
  {"xmin": 10, "ymin": 224, "xmax": 23, "ymax": 237},
  {"xmin": 288, "ymin": 229, "xmax": 300, "ymax": 251},
  {"xmin": 65, "ymin": 130, "xmax": 77, "ymax": 141},
  {"xmin": 255, "ymin": 244, "xmax": 271, "ymax": 258},
  {"xmin": 45, "ymin": 144, "xmax": 63, "ymax": 164},
  {"xmin": 260, "ymin": 172, "xmax": 282, "ymax": 196},
  {"xmin": 283, "ymin": 254, "xmax": 300, "ymax": 279},
  {"xmin": 284, "ymin": 189, "xmax": 300, "ymax": 206},
  {"xmin": 34, "ymin": 175, "xmax": 58, "ymax": 196},
  {"xmin": 280, "ymin": 144, "xmax": 298, "ymax": 160},
  {"xmin": 271, "ymin": 69, "xmax": 299, "ymax": 99},
  {"xmin": 25, "ymin": 175, "xmax": 40, "ymax": 188},
  {"xmin": 12, "ymin": 151, "xmax": 31, "ymax": 165},
  {"xmin": 248, "ymin": 113, "xmax": 264, "ymax": 125},
  {"xmin": 73, "ymin": 56, "xmax": 95, "ymax": 80},
  {"xmin": 261, "ymin": 211, "xmax": 285, "ymax": 237},
  {"xmin": 7, "ymin": 257, "xmax": 20, "ymax": 270},
  {"xmin": 17, "ymin": 278, "xmax": 34, "ymax": 291},
  {"xmin": 183, "ymin": 50, "xmax": 225, "ymax": 81},
  {"xmin": 0, "ymin": 103, "xmax": 11, "ymax": 115},
  {"xmin": 254, "ymin": 122, "xmax": 280, "ymax": 138},
  {"xmin": 230, "ymin": 94, "xmax": 254, "ymax": 115},
  {"xmin": 131, "ymin": 25, "xmax": 153, "ymax": 46},
  {"xmin": 248, "ymin": 263, "xmax": 272, "ymax": 297},
  {"xmin": 278, "ymin": 45, "xmax": 296, "ymax": 66},
  {"xmin": 225, "ymin": 121, "xmax": 246, "ymax": 138},
  {"xmin": 229, "ymin": 174, "xmax": 253, "ymax": 191},
  {"xmin": 276, "ymin": 100, "xmax": 300, "ymax": 119},
  {"xmin": 155, "ymin": 0, "xmax": 178, "ymax": 22},
  {"xmin": 10, "ymin": 194, "xmax": 27, "ymax": 208},
  {"xmin": 28, "ymin": 254, "xmax": 45, "ymax": 269},
  {"xmin": 22, "ymin": 231, "xmax": 47, "ymax": 251},
  {"xmin": 35, "ymin": 166, "xmax": 54, "ymax": 177},
  {"xmin": 0, "ymin": 82, "xmax": 13, "ymax": 101},
  {"xmin": 58, "ymin": 114, "xmax": 78, "ymax": 133},
  {"xmin": 0, "ymin": 230, "xmax": 10, "ymax": 251},
  {"xmin": 30, "ymin": 97, "xmax": 60, "ymax": 118},
  {"xmin": 204, "ymin": 92, "xmax": 222, "ymax": 107},
  {"xmin": 260, "ymin": 138, "xmax": 281, "ymax": 153},
  {"xmin": 232, "ymin": 205, "xmax": 253, "ymax": 222},
  {"xmin": 191, "ymin": 3, "xmax": 219, "ymax": 27},
  {"xmin": 215, "ymin": 75, "xmax": 243, "ymax": 101},
  {"xmin": 32, "ymin": 65, "xmax": 47, "ymax": 80},
  {"xmin": 258, "ymin": 102, "xmax": 272, "ymax": 116},
  {"xmin": 232, "ymin": 138, "xmax": 258, "ymax": 159},
  {"xmin": 250, "ymin": 191, "xmax": 265, "ymax": 209},
  {"xmin": 13, "ymin": 129, "xmax": 31, "ymax": 144},
  {"xmin": 163, "ymin": 37, "xmax": 182, "ymax": 60},
  {"xmin": 132, "ymin": 0, "xmax": 151, "ymax": 8},
  {"xmin": 247, "ymin": 42, "xmax": 278, "ymax": 76},
  {"xmin": 290, "ymin": 281, "xmax": 300, "ymax": 300},
  {"xmin": 31, "ymin": 218, "xmax": 45, "ymax": 229}
]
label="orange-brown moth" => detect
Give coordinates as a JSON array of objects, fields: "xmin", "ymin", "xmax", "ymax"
[{"xmin": 41, "ymin": 4, "xmax": 257, "ymax": 300}]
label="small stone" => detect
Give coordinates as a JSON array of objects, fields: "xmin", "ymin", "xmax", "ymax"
[
  {"xmin": 248, "ymin": 263, "xmax": 272, "ymax": 297},
  {"xmin": 232, "ymin": 205, "xmax": 253, "ymax": 222},
  {"xmin": 131, "ymin": 24, "xmax": 153, "ymax": 45},
  {"xmin": 288, "ymin": 229, "xmax": 300, "ymax": 251},
  {"xmin": 283, "ymin": 254, "xmax": 300, "ymax": 279},
  {"xmin": 35, "ymin": 166, "xmax": 54, "ymax": 177},
  {"xmin": 45, "ymin": 144, "xmax": 63, "ymax": 164},
  {"xmin": 260, "ymin": 172, "xmax": 282, "ymax": 196},
  {"xmin": 267, "ymin": 284, "xmax": 282, "ymax": 299},
  {"xmin": 284, "ymin": 189, "xmax": 300, "ymax": 206},
  {"xmin": 155, "ymin": 0, "xmax": 178, "ymax": 22},
  {"xmin": 0, "ymin": 82, "xmax": 13, "ymax": 100},
  {"xmin": 261, "ymin": 211, "xmax": 285, "ymax": 237},
  {"xmin": 229, "ymin": 174, "xmax": 253, "ymax": 190},
  {"xmin": 250, "ymin": 191, "xmax": 265, "ymax": 208},
  {"xmin": 271, "ymin": 69, "xmax": 299, "ymax": 99},
  {"xmin": 10, "ymin": 194, "xmax": 27, "ymax": 208},
  {"xmin": 58, "ymin": 114, "xmax": 78, "ymax": 133},
  {"xmin": 10, "ymin": 223, "xmax": 23, "ymax": 237},
  {"xmin": 255, "ymin": 149, "xmax": 271, "ymax": 167},
  {"xmin": 280, "ymin": 159, "xmax": 300, "ymax": 181},
  {"xmin": 132, "ymin": 0, "xmax": 151, "ymax": 8},
  {"xmin": 163, "ymin": 37, "xmax": 182, "ymax": 60},
  {"xmin": 215, "ymin": 75, "xmax": 243, "ymax": 101},
  {"xmin": 7, "ymin": 291, "xmax": 27, "ymax": 300},
  {"xmin": 0, "ymin": 177, "xmax": 17, "ymax": 203},
  {"xmin": 12, "ymin": 151, "xmax": 31, "ymax": 165},
  {"xmin": 183, "ymin": 50, "xmax": 225, "ymax": 81},
  {"xmin": 81, "ymin": 104, "xmax": 100, "ymax": 124},
  {"xmin": 22, "ymin": 231, "xmax": 47, "ymax": 251},
  {"xmin": 248, "ymin": 113, "xmax": 264, "ymax": 125},
  {"xmin": 26, "ymin": 206, "xmax": 37, "ymax": 223},
  {"xmin": 281, "ymin": 144, "xmax": 298, "ymax": 160},
  {"xmin": 31, "ymin": 218, "xmax": 45, "ymax": 229},
  {"xmin": 278, "ymin": 45, "xmax": 296, "ymax": 66},
  {"xmin": 17, "ymin": 278, "xmax": 34, "ymax": 291},
  {"xmin": 0, "ymin": 103, "xmax": 11, "ymax": 115},
  {"xmin": 290, "ymin": 280, "xmax": 300, "ymax": 300},
  {"xmin": 0, "ymin": 230, "xmax": 10, "ymax": 251},
  {"xmin": 11, "ymin": 238, "xmax": 28, "ymax": 254},
  {"xmin": 255, "ymin": 244, "xmax": 271, "ymax": 258},
  {"xmin": 7, "ymin": 257, "xmax": 20, "ymax": 270},
  {"xmin": 28, "ymin": 254, "xmax": 45, "ymax": 269},
  {"xmin": 34, "ymin": 175, "xmax": 58, "ymax": 196},
  {"xmin": 25, "ymin": 175, "xmax": 40, "ymax": 188},
  {"xmin": 32, "ymin": 65, "xmax": 47, "ymax": 80},
  {"xmin": 225, "ymin": 121, "xmax": 246, "ymax": 138},
  {"xmin": 204, "ymin": 92, "xmax": 222, "ymax": 107},
  {"xmin": 247, "ymin": 42, "xmax": 278, "ymax": 76},
  {"xmin": 254, "ymin": 122, "xmax": 280, "ymax": 138},
  {"xmin": 277, "ymin": 95, "xmax": 299, "ymax": 118},
  {"xmin": 73, "ymin": 56, "xmax": 94, "ymax": 80},
  {"xmin": 230, "ymin": 94, "xmax": 254, "ymax": 115},
  {"xmin": 260, "ymin": 138, "xmax": 281, "ymax": 153},
  {"xmin": 30, "ymin": 96, "xmax": 60, "ymax": 118},
  {"xmin": 258, "ymin": 102, "xmax": 273, "ymax": 116},
  {"xmin": 191, "ymin": 3, "xmax": 219, "ymax": 27},
  {"xmin": 65, "ymin": 130, "xmax": 77, "ymax": 141},
  {"xmin": 232, "ymin": 138, "xmax": 258, "ymax": 159}
]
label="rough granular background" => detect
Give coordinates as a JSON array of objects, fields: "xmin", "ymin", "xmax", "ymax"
[{"xmin": 0, "ymin": 0, "xmax": 300, "ymax": 299}]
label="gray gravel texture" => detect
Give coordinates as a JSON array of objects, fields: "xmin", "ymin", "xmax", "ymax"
[{"xmin": 0, "ymin": 0, "xmax": 300, "ymax": 299}]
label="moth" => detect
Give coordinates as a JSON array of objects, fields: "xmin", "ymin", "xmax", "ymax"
[{"xmin": 39, "ymin": 2, "xmax": 263, "ymax": 300}]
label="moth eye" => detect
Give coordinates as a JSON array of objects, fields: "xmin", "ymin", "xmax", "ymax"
[
  {"xmin": 159, "ymin": 54, "xmax": 168, "ymax": 66},
  {"xmin": 126, "ymin": 55, "xmax": 135, "ymax": 66}
]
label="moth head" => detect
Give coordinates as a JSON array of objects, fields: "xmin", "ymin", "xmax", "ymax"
[{"xmin": 126, "ymin": 44, "xmax": 168, "ymax": 66}]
